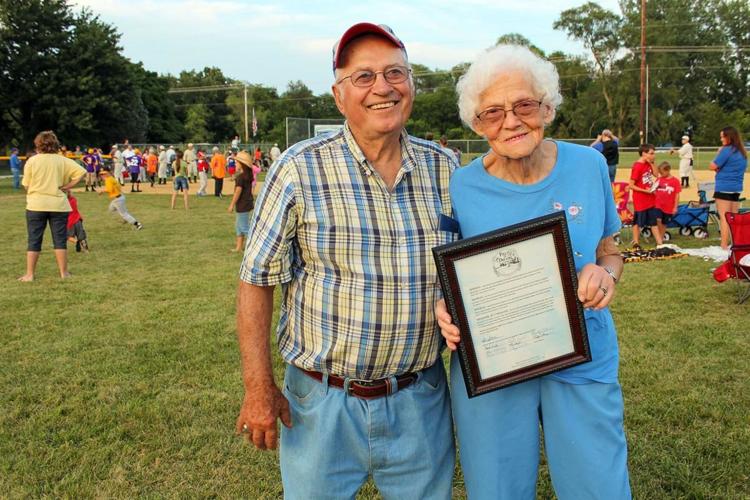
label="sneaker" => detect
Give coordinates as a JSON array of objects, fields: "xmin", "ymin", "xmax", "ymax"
[{"xmin": 135, "ymin": 222, "xmax": 143, "ymax": 230}]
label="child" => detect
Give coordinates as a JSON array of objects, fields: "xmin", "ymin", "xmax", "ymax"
[
  {"xmin": 628, "ymin": 143, "xmax": 663, "ymax": 248},
  {"xmin": 82, "ymin": 148, "xmax": 97, "ymax": 192},
  {"xmin": 99, "ymin": 167, "xmax": 143, "ymax": 230},
  {"xmin": 196, "ymin": 151, "xmax": 210, "ymax": 196},
  {"xmin": 125, "ymin": 148, "xmax": 142, "ymax": 192},
  {"xmin": 146, "ymin": 147, "xmax": 158, "ymax": 187},
  {"xmin": 227, "ymin": 151, "xmax": 237, "ymax": 179},
  {"xmin": 654, "ymin": 161, "xmax": 682, "ymax": 239},
  {"xmin": 66, "ymin": 191, "xmax": 89, "ymax": 252},
  {"xmin": 171, "ymin": 150, "xmax": 189, "ymax": 210},
  {"xmin": 228, "ymin": 151, "xmax": 256, "ymax": 252}
]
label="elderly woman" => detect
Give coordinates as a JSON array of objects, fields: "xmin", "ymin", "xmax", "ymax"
[
  {"xmin": 709, "ymin": 126, "xmax": 747, "ymax": 250},
  {"xmin": 19, "ymin": 131, "xmax": 86, "ymax": 281},
  {"xmin": 436, "ymin": 45, "xmax": 630, "ymax": 499}
]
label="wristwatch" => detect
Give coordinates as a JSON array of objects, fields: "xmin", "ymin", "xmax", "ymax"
[{"xmin": 602, "ymin": 265, "xmax": 618, "ymax": 284}]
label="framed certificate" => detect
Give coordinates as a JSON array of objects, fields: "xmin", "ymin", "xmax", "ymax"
[{"xmin": 433, "ymin": 211, "xmax": 590, "ymax": 398}]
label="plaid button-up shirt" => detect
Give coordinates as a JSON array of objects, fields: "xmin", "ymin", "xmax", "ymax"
[{"xmin": 239, "ymin": 124, "xmax": 456, "ymax": 379}]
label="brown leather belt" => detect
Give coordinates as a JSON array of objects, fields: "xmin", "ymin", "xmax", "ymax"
[{"xmin": 300, "ymin": 369, "xmax": 418, "ymax": 400}]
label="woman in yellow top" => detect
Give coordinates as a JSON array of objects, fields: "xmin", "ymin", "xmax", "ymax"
[{"xmin": 19, "ymin": 131, "xmax": 86, "ymax": 281}]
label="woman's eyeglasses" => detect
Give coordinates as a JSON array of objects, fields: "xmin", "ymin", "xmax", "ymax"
[{"xmin": 475, "ymin": 99, "xmax": 544, "ymax": 125}]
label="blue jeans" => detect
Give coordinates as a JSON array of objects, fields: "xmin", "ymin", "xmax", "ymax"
[
  {"xmin": 26, "ymin": 210, "xmax": 69, "ymax": 251},
  {"xmin": 280, "ymin": 361, "xmax": 455, "ymax": 500},
  {"xmin": 607, "ymin": 163, "xmax": 617, "ymax": 183},
  {"xmin": 235, "ymin": 211, "xmax": 250, "ymax": 236},
  {"xmin": 451, "ymin": 354, "xmax": 631, "ymax": 500},
  {"xmin": 11, "ymin": 168, "xmax": 21, "ymax": 189}
]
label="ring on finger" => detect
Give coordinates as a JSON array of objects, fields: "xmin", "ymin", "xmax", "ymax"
[{"xmin": 599, "ymin": 286, "xmax": 608, "ymax": 296}]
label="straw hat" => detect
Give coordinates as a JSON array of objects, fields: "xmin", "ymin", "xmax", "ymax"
[{"xmin": 235, "ymin": 150, "xmax": 254, "ymax": 168}]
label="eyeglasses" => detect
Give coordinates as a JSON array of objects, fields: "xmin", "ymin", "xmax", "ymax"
[
  {"xmin": 336, "ymin": 65, "xmax": 411, "ymax": 88},
  {"xmin": 475, "ymin": 99, "xmax": 544, "ymax": 125}
]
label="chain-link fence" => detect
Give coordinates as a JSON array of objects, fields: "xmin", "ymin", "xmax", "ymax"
[{"xmin": 285, "ymin": 118, "xmax": 346, "ymax": 149}]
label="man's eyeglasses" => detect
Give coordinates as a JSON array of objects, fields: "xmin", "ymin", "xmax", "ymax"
[
  {"xmin": 475, "ymin": 99, "xmax": 544, "ymax": 125},
  {"xmin": 337, "ymin": 65, "xmax": 411, "ymax": 88}
]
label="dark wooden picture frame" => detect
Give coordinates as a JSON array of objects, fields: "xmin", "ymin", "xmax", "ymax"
[{"xmin": 433, "ymin": 211, "xmax": 591, "ymax": 398}]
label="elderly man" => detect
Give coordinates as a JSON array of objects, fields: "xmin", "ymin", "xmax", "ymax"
[{"xmin": 235, "ymin": 23, "xmax": 457, "ymax": 499}]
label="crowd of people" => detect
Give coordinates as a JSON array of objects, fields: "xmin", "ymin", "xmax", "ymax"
[
  {"xmin": 9, "ymin": 20, "xmax": 748, "ymax": 500},
  {"xmin": 586, "ymin": 124, "xmax": 747, "ymax": 252},
  {"xmin": 14, "ymin": 132, "xmax": 270, "ymax": 281}
]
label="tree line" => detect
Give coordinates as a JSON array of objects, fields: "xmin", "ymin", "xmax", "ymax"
[{"xmin": 2, "ymin": 0, "xmax": 748, "ymax": 152}]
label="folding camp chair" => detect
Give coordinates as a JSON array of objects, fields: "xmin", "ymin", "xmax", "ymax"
[
  {"xmin": 726, "ymin": 212, "xmax": 750, "ymax": 304},
  {"xmin": 612, "ymin": 181, "xmax": 633, "ymax": 226},
  {"xmin": 611, "ymin": 182, "xmax": 633, "ymax": 245},
  {"xmin": 695, "ymin": 181, "xmax": 721, "ymax": 226}
]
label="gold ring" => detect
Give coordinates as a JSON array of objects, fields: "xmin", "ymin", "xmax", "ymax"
[{"xmin": 600, "ymin": 286, "xmax": 608, "ymax": 296}]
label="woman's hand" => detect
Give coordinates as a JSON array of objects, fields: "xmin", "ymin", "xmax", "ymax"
[
  {"xmin": 577, "ymin": 263, "xmax": 616, "ymax": 310},
  {"xmin": 436, "ymin": 299, "xmax": 461, "ymax": 351}
]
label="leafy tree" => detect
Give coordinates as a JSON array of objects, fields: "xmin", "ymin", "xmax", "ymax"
[
  {"xmin": 554, "ymin": 2, "xmax": 624, "ymax": 134},
  {"xmin": 0, "ymin": 0, "xmax": 74, "ymax": 148},
  {"xmin": 0, "ymin": 0, "xmax": 150, "ymax": 149},
  {"xmin": 171, "ymin": 67, "xmax": 235, "ymax": 142},
  {"xmin": 184, "ymin": 103, "xmax": 210, "ymax": 143},
  {"xmin": 132, "ymin": 65, "xmax": 182, "ymax": 143},
  {"xmin": 495, "ymin": 33, "xmax": 545, "ymax": 56}
]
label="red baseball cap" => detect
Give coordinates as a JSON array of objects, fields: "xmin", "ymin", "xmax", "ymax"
[{"xmin": 332, "ymin": 23, "xmax": 406, "ymax": 73}]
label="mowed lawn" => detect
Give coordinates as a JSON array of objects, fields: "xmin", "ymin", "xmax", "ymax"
[{"xmin": 1, "ymin": 179, "xmax": 748, "ymax": 499}]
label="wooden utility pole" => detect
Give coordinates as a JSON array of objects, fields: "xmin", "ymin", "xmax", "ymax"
[
  {"xmin": 243, "ymin": 85, "xmax": 249, "ymax": 143},
  {"xmin": 640, "ymin": 0, "xmax": 647, "ymax": 144}
]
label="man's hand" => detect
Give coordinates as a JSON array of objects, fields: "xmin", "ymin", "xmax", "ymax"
[{"xmin": 235, "ymin": 383, "xmax": 292, "ymax": 450}]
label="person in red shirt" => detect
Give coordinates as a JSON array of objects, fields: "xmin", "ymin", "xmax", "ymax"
[
  {"xmin": 654, "ymin": 161, "xmax": 682, "ymax": 239},
  {"xmin": 628, "ymin": 143, "xmax": 663, "ymax": 248},
  {"xmin": 66, "ymin": 191, "xmax": 89, "ymax": 252}
]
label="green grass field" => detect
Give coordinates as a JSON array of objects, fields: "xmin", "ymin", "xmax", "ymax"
[{"xmin": 1, "ymin": 179, "xmax": 748, "ymax": 499}]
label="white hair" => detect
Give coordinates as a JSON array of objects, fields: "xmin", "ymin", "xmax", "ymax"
[{"xmin": 457, "ymin": 44, "xmax": 563, "ymax": 129}]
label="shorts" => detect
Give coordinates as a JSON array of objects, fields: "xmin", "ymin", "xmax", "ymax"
[
  {"xmin": 130, "ymin": 172, "xmax": 140, "ymax": 183},
  {"xmin": 174, "ymin": 177, "xmax": 189, "ymax": 191},
  {"xmin": 634, "ymin": 207, "xmax": 659, "ymax": 227},
  {"xmin": 714, "ymin": 191, "xmax": 741, "ymax": 201},
  {"xmin": 235, "ymin": 211, "xmax": 250, "ymax": 236},
  {"xmin": 655, "ymin": 210, "xmax": 672, "ymax": 224},
  {"xmin": 67, "ymin": 220, "xmax": 87, "ymax": 241},
  {"xmin": 26, "ymin": 210, "xmax": 69, "ymax": 251}
]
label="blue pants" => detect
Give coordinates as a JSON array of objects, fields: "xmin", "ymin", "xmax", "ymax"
[
  {"xmin": 12, "ymin": 168, "xmax": 21, "ymax": 189},
  {"xmin": 280, "ymin": 362, "xmax": 455, "ymax": 500},
  {"xmin": 608, "ymin": 164, "xmax": 617, "ymax": 183},
  {"xmin": 451, "ymin": 354, "xmax": 631, "ymax": 500},
  {"xmin": 26, "ymin": 210, "xmax": 69, "ymax": 251}
]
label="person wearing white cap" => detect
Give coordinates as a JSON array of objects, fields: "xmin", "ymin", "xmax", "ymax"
[
  {"xmin": 157, "ymin": 145, "xmax": 168, "ymax": 184},
  {"xmin": 269, "ymin": 143, "xmax": 281, "ymax": 163},
  {"xmin": 184, "ymin": 143, "xmax": 197, "ymax": 183},
  {"xmin": 235, "ymin": 22, "xmax": 456, "ymax": 499},
  {"xmin": 670, "ymin": 135, "xmax": 693, "ymax": 187},
  {"xmin": 111, "ymin": 144, "xmax": 124, "ymax": 186}
]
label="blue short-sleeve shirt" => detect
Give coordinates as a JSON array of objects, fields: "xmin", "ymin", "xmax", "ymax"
[
  {"xmin": 450, "ymin": 141, "xmax": 622, "ymax": 383},
  {"xmin": 713, "ymin": 146, "xmax": 748, "ymax": 193}
]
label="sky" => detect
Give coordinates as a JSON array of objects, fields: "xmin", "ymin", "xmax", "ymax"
[{"xmin": 73, "ymin": 0, "xmax": 622, "ymax": 95}]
